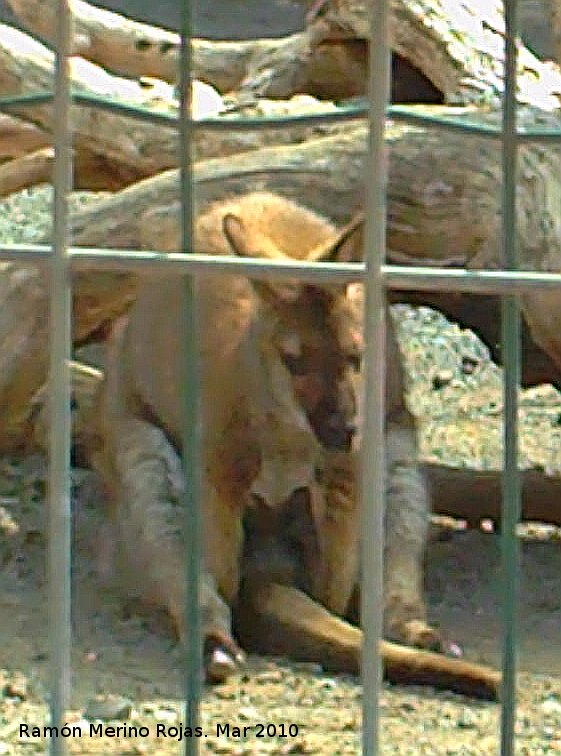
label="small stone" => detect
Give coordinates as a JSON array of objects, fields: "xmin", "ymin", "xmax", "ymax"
[
  {"xmin": 238, "ymin": 706, "xmax": 259, "ymax": 721},
  {"xmin": 432, "ymin": 370, "xmax": 454, "ymax": 390},
  {"xmin": 455, "ymin": 709, "xmax": 476, "ymax": 729},
  {"xmin": 255, "ymin": 670, "xmax": 284, "ymax": 684},
  {"xmin": 399, "ymin": 701, "xmax": 418, "ymax": 712},
  {"xmin": 84, "ymin": 694, "xmax": 132, "ymax": 721},
  {"xmin": 152, "ymin": 707, "xmax": 177, "ymax": 723},
  {"xmin": 299, "ymin": 697, "xmax": 314, "ymax": 706},
  {"xmin": 542, "ymin": 697, "xmax": 561, "ymax": 715},
  {"xmin": 461, "ymin": 355, "xmax": 479, "ymax": 375},
  {"xmin": 214, "ymin": 687, "xmax": 236, "ymax": 700},
  {"xmin": 3, "ymin": 674, "xmax": 27, "ymax": 700}
]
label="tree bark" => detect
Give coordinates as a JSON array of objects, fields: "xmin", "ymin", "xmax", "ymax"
[
  {"xmin": 313, "ymin": 0, "xmax": 561, "ymax": 107},
  {"xmin": 0, "ymin": 23, "xmax": 358, "ymax": 191},
  {"xmin": 426, "ymin": 463, "xmax": 561, "ymax": 527},
  {"xmin": 0, "ymin": 113, "xmax": 49, "ymax": 159},
  {"xmin": 0, "ymin": 147, "xmax": 54, "ymax": 198},
  {"xmin": 7, "ymin": 0, "xmax": 561, "ymax": 107}
]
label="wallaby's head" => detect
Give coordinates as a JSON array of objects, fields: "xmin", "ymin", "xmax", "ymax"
[{"xmin": 223, "ymin": 209, "xmax": 364, "ymax": 453}]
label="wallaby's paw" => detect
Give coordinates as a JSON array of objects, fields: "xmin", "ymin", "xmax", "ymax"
[
  {"xmin": 385, "ymin": 600, "xmax": 442, "ymax": 652},
  {"xmin": 204, "ymin": 632, "xmax": 245, "ymax": 684},
  {"xmin": 396, "ymin": 619, "xmax": 442, "ymax": 652}
]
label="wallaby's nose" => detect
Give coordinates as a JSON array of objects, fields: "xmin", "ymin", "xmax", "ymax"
[{"xmin": 323, "ymin": 417, "xmax": 356, "ymax": 451}]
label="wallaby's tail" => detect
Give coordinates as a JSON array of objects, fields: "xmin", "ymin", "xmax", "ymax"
[{"xmin": 236, "ymin": 581, "xmax": 500, "ymax": 701}]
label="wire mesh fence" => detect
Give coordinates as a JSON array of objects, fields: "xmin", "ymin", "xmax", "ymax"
[{"xmin": 0, "ymin": 0, "xmax": 559, "ymax": 753}]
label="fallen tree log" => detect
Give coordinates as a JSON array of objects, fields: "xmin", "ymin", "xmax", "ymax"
[
  {"xmin": 312, "ymin": 0, "xmax": 561, "ymax": 107},
  {"xmin": 0, "ymin": 147, "xmax": 54, "ymax": 198},
  {"xmin": 3, "ymin": 0, "xmax": 561, "ymax": 197},
  {"xmin": 8, "ymin": 0, "xmax": 561, "ymax": 108},
  {"xmin": 0, "ymin": 23, "xmax": 355, "ymax": 191},
  {"xmin": 425, "ymin": 462, "xmax": 561, "ymax": 527},
  {"xmin": 6, "ymin": 0, "xmax": 334, "ymax": 98},
  {"xmin": 6, "ymin": 0, "xmax": 182, "ymax": 84},
  {"xmin": 0, "ymin": 113, "xmax": 49, "ymax": 160}
]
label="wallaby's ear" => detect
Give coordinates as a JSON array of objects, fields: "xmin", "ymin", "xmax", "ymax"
[
  {"xmin": 311, "ymin": 211, "xmax": 365, "ymax": 264},
  {"xmin": 222, "ymin": 212, "xmax": 302, "ymax": 303},
  {"xmin": 222, "ymin": 213, "xmax": 253, "ymax": 257}
]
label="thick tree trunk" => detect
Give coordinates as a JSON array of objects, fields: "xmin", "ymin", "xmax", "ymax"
[
  {"xmin": 8, "ymin": 0, "xmax": 561, "ymax": 108},
  {"xmin": 0, "ymin": 23, "xmax": 355, "ymax": 190},
  {"xmin": 0, "ymin": 147, "xmax": 54, "ymax": 198}
]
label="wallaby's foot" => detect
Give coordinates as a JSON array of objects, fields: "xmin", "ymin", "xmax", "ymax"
[
  {"xmin": 174, "ymin": 587, "xmax": 245, "ymax": 685},
  {"xmin": 204, "ymin": 632, "xmax": 245, "ymax": 684},
  {"xmin": 388, "ymin": 618, "xmax": 442, "ymax": 652},
  {"xmin": 385, "ymin": 597, "xmax": 442, "ymax": 652}
]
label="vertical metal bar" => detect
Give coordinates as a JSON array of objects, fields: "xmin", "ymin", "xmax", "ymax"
[
  {"xmin": 179, "ymin": 1, "xmax": 202, "ymax": 754},
  {"xmin": 500, "ymin": 1, "xmax": 521, "ymax": 754},
  {"xmin": 361, "ymin": 0, "xmax": 390, "ymax": 752},
  {"xmin": 48, "ymin": 1, "xmax": 73, "ymax": 755}
]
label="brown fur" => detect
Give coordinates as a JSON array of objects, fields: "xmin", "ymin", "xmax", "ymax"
[{"xmin": 92, "ymin": 191, "xmax": 499, "ymax": 698}]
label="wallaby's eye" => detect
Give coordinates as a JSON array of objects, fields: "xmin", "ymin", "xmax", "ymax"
[
  {"xmin": 348, "ymin": 352, "xmax": 362, "ymax": 371},
  {"xmin": 282, "ymin": 353, "xmax": 308, "ymax": 375},
  {"xmin": 278, "ymin": 333, "xmax": 307, "ymax": 374}
]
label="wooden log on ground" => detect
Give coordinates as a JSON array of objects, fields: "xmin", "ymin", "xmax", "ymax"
[
  {"xmin": 6, "ymin": 0, "xmax": 181, "ymax": 84},
  {"xmin": 6, "ymin": 0, "xmax": 336, "ymax": 98},
  {"xmin": 2, "ymin": 112, "xmax": 561, "ymax": 448},
  {"xmin": 0, "ymin": 113, "xmax": 49, "ymax": 160},
  {"xmin": 0, "ymin": 147, "xmax": 54, "ymax": 198},
  {"xmin": 0, "ymin": 23, "xmax": 357, "ymax": 191},
  {"xmin": 425, "ymin": 462, "xmax": 561, "ymax": 527},
  {"xmin": 8, "ymin": 0, "xmax": 561, "ymax": 107},
  {"xmin": 3, "ymin": 0, "xmax": 561, "ymax": 196},
  {"xmin": 312, "ymin": 0, "xmax": 561, "ymax": 108}
]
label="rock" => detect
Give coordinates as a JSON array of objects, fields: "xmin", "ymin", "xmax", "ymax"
[{"xmin": 84, "ymin": 694, "xmax": 133, "ymax": 721}]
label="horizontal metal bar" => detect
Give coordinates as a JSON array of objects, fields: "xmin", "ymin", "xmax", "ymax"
[
  {"xmin": 4, "ymin": 88, "xmax": 561, "ymax": 141},
  {"xmin": 382, "ymin": 265, "xmax": 561, "ymax": 294},
  {"xmin": 8, "ymin": 245, "xmax": 561, "ymax": 293},
  {"xmin": 388, "ymin": 106, "xmax": 561, "ymax": 142},
  {"xmin": 1, "ymin": 244, "xmax": 365, "ymax": 281},
  {"xmin": 0, "ymin": 90, "xmax": 367, "ymax": 129}
]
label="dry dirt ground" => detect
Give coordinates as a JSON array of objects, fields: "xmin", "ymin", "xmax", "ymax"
[{"xmin": 0, "ymin": 306, "xmax": 561, "ymax": 755}]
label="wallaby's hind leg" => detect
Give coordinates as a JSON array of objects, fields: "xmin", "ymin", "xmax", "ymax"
[
  {"xmin": 100, "ymin": 416, "xmax": 244, "ymax": 682},
  {"xmin": 383, "ymin": 419, "xmax": 441, "ymax": 650},
  {"xmin": 235, "ymin": 582, "xmax": 500, "ymax": 700}
]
